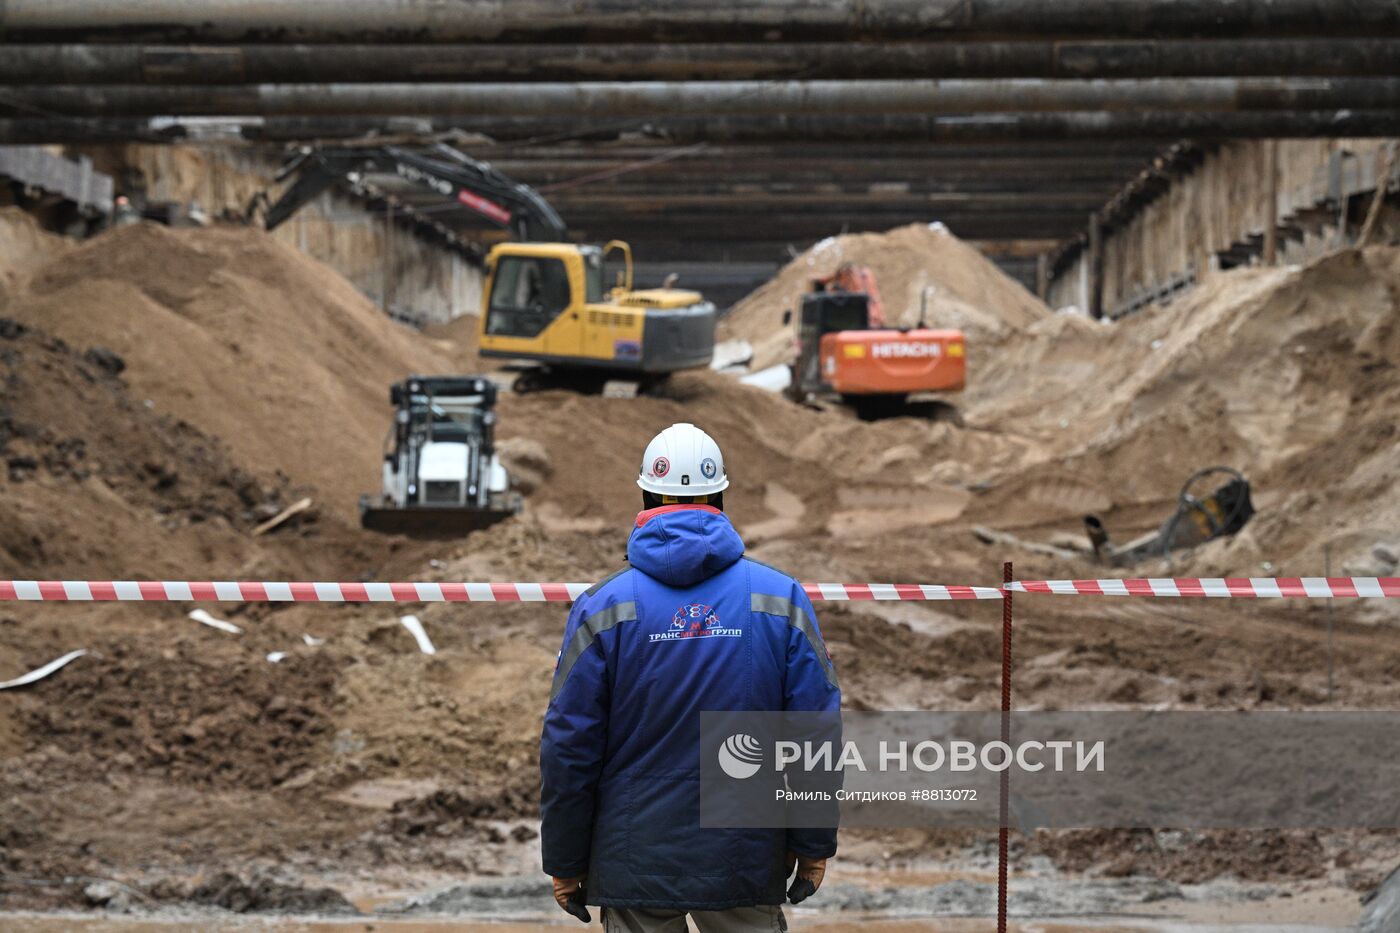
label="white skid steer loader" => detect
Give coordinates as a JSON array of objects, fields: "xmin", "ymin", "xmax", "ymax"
[{"xmin": 360, "ymin": 376, "xmax": 520, "ymax": 537}]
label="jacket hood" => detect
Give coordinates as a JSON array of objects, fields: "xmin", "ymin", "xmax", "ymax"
[{"xmin": 627, "ymin": 505, "xmax": 745, "ymax": 588}]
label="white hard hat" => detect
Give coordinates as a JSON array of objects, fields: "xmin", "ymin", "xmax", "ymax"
[{"xmin": 637, "ymin": 423, "xmax": 729, "ymax": 497}]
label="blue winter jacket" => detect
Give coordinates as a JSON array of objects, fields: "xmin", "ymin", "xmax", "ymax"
[{"xmin": 540, "ymin": 504, "xmax": 841, "ymax": 910}]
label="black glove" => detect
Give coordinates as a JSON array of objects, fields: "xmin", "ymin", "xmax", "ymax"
[
  {"xmin": 553, "ymin": 876, "xmax": 591, "ymax": 923},
  {"xmin": 785, "ymin": 852, "xmax": 827, "ymax": 905}
]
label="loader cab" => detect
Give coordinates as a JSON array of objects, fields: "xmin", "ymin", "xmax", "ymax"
[
  {"xmin": 362, "ymin": 376, "xmax": 518, "ymax": 536},
  {"xmin": 384, "ymin": 377, "xmax": 502, "ymax": 508}
]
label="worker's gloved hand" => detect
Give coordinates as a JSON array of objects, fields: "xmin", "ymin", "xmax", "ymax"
[
  {"xmin": 552, "ymin": 875, "xmax": 590, "ymax": 923},
  {"xmin": 784, "ymin": 852, "xmax": 827, "ymax": 905}
]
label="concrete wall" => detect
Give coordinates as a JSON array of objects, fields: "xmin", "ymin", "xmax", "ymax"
[
  {"xmin": 78, "ymin": 143, "xmax": 483, "ymax": 325},
  {"xmin": 275, "ymin": 194, "xmax": 483, "ymax": 325},
  {"xmin": 1047, "ymin": 138, "xmax": 1400, "ymax": 315}
]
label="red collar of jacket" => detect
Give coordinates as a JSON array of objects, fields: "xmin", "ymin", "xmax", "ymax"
[{"xmin": 634, "ymin": 503, "xmax": 722, "ymax": 527}]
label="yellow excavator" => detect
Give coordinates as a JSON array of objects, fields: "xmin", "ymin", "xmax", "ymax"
[
  {"xmin": 261, "ymin": 143, "xmax": 716, "ymax": 394},
  {"xmin": 478, "ymin": 239, "xmax": 715, "ymax": 393}
]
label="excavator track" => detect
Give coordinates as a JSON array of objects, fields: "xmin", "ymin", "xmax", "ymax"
[{"xmin": 510, "ymin": 367, "xmax": 667, "ymax": 397}]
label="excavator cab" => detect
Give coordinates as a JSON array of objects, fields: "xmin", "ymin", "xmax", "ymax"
[
  {"xmin": 785, "ymin": 266, "xmax": 966, "ymax": 418},
  {"xmin": 479, "ymin": 241, "xmax": 717, "ymax": 392},
  {"xmin": 790, "ymin": 291, "xmax": 874, "ymax": 399}
]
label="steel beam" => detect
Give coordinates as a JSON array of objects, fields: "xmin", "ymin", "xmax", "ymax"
[
  {"xmin": 542, "ymin": 181, "xmax": 1127, "ymax": 197},
  {"xmin": 551, "ymin": 192, "xmax": 1111, "ymax": 210},
  {"xmin": 564, "ymin": 212, "xmax": 1095, "ymax": 228},
  {"xmin": 566, "ymin": 205, "xmax": 1095, "ymax": 218},
  {"xmin": 634, "ymin": 239, "xmax": 1059, "ymax": 264},
  {"xmin": 5, "ymin": 112, "xmax": 1400, "ymax": 146},
  {"xmin": 492, "ymin": 157, "xmax": 1160, "ymax": 185},
  {"xmin": 478, "ymin": 111, "xmax": 1400, "ymax": 143},
  {"xmin": 3, "ymin": 1, "xmax": 1397, "ymax": 42},
  {"xmin": 399, "ymin": 181, "xmax": 1121, "ymax": 202},
  {"xmin": 10, "ymin": 79, "xmax": 1400, "ymax": 118},
  {"xmin": 491, "ymin": 160, "xmax": 1152, "ymax": 178},
  {"xmin": 4, "ymin": 40, "xmax": 1400, "ymax": 83},
  {"xmin": 472, "ymin": 142, "xmax": 1171, "ymax": 161},
  {"xmin": 574, "ymin": 218, "xmax": 1087, "ymax": 240}
]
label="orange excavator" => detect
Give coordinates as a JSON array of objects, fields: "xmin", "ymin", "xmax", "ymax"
[{"xmin": 784, "ymin": 264, "xmax": 965, "ymax": 418}]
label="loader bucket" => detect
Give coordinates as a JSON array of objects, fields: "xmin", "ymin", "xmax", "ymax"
[{"xmin": 359, "ymin": 505, "xmax": 516, "ymax": 538}]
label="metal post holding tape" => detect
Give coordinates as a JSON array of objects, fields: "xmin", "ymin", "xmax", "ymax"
[{"xmin": 998, "ymin": 560, "xmax": 1013, "ymax": 932}]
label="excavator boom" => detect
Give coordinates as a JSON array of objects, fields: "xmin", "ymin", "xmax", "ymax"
[{"xmin": 259, "ymin": 143, "xmax": 567, "ymax": 241}]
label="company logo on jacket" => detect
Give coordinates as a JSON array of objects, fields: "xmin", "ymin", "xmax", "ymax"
[{"xmin": 648, "ymin": 602, "xmax": 742, "ymax": 642}]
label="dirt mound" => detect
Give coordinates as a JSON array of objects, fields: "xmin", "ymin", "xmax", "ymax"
[
  {"xmin": 422, "ymin": 311, "xmax": 484, "ymax": 366},
  {"xmin": 26, "ymin": 640, "xmax": 341, "ymax": 789},
  {"xmin": 0, "ymin": 318, "xmax": 284, "ymax": 578},
  {"xmin": 0, "ymin": 315, "xmax": 399, "ymax": 587},
  {"xmin": 1031, "ymin": 829, "xmax": 1327, "ymax": 885},
  {"xmin": 186, "ymin": 872, "xmax": 359, "ymax": 915},
  {"xmin": 2, "ymin": 222, "xmax": 454, "ymax": 518},
  {"xmin": 387, "ymin": 782, "xmax": 539, "ymax": 838},
  {"xmin": 0, "ymin": 208, "xmax": 70, "ymax": 306},
  {"xmin": 963, "ymin": 246, "xmax": 1400, "ymax": 577},
  {"xmin": 720, "ymin": 222, "xmax": 1051, "ymax": 371}
]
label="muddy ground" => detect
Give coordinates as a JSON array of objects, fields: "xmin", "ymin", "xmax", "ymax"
[{"xmin": 1, "ymin": 219, "xmax": 1398, "ymax": 927}]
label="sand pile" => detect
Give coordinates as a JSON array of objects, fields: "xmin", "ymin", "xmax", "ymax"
[
  {"xmin": 1, "ymin": 222, "xmax": 457, "ymax": 519},
  {"xmin": 720, "ymin": 222, "xmax": 1051, "ymax": 371},
  {"xmin": 962, "ymin": 246, "xmax": 1400, "ymax": 578},
  {"xmin": 0, "ymin": 208, "xmax": 70, "ymax": 305},
  {"xmin": 0, "ymin": 317, "xmax": 287, "ymax": 579}
]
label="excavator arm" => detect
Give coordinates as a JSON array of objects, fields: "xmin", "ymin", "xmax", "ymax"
[{"xmin": 259, "ymin": 143, "xmax": 567, "ymax": 241}]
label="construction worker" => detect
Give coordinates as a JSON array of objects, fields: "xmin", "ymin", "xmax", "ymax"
[{"xmin": 540, "ymin": 423, "xmax": 841, "ymax": 931}]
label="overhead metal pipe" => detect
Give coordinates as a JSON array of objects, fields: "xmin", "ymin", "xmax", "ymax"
[
  {"xmin": 570, "ymin": 218, "xmax": 1090, "ymax": 240},
  {"xmin": 549, "ymin": 193, "xmax": 1111, "ymax": 210},
  {"xmin": 470, "ymin": 141, "xmax": 1170, "ymax": 161},
  {"xmin": 8, "ymin": 78, "xmax": 1400, "ymax": 118},
  {"xmin": 529, "ymin": 174, "xmax": 1142, "ymax": 191},
  {"xmin": 6, "ymin": 111, "xmax": 1400, "ymax": 146},
  {"xmin": 5, "ymin": 39, "xmax": 1400, "ymax": 83},
  {"xmin": 3, "ymin": 0, "xmax": 1398, "ymax": 42}
]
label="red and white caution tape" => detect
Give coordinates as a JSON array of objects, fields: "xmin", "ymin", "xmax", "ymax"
[
  {"xmin": 1006, "ymin": 577, "xmax": 1400, "ymax": 598},
  {"xmin": 0, "ymin": 581, "xmax": 592, "ymax": 602},
  {"xmin": 0, "ymin": 580, "xmax": 1003, "ymax": 603},
  {"xmin": 802, "ymin": 583, "xmax": 1004, "ymax": 601},
  {"xmin": 2, "ymin": 578, "xmax": 1396, "ymax": 604}
]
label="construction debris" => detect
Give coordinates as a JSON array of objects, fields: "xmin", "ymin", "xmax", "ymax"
[
  {"xmin": 1084, "ymin": 467, "xmax": 1254, "ymax": 566},
  {"xmin": 398, "ymin": 615, "xmax": 437, "ymax": 655},
  {"xmin": 972, "ymin": 526, "xmax": 1081, "ymax": 560},
  {"xmin": 251, "ymin": 496, "xmax": 314, "ymax": 536},
  {"xmin": 188, "ymin": 609, "xmax": 243, "ymax": 634},
  {"xmin": 0, "ymin": 649, "xmax": 88, "ymax": 690}
]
